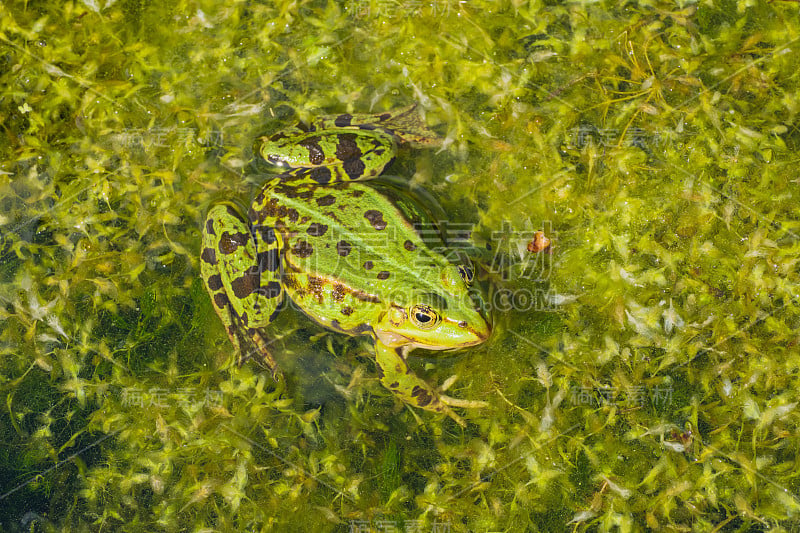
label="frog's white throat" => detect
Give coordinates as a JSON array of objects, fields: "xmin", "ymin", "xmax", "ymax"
[
  {"xmin": 374, "ymin": 329, "xmax": 412, "ymax": 349},
  {"xmin": 374, "ymin": 329, "xmax": 457, "ymax": 353}
]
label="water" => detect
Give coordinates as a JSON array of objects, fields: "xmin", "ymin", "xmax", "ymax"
[{"xmin": 1, "ymin": 1, "xmax": 799, "ymax": 531}]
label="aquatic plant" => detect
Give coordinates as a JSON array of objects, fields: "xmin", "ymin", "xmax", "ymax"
[{"xmin": 1, "ymin": 0, "xmax": 799, "ymax": 531}]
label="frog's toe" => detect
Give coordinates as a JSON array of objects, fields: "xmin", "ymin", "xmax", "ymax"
[
  {"xmin": 439, "ymin": 394, "xmax": 489, "ymax": 409},
  {"xmin": 431, "ymin": 393, "xmax": 486, "ymax": 428},
  {"xmin": 439, "ymin": 374, "xmax": 460, "ymax": 392},
  {"xmin": 442, "ymin": 406, "xmax": 466, "ymax": 428},
  {"xmin": 241, "ymin": 345, "xmax": 284, "ymax": 382},
  {"xmin": 250, "ymin": 348, "xmax": 283, "ymax": 380},
  {"xmin": 268, "ymin": 367, "xmax": 285, "ymax": 383},
  {"xmin": 435, "ymin": 396, "xmax": 485, "ymax": 428},
  {"xmin": 439, "ymin": 395, "xmax": 489, "ymax": 409},
  {"xmin": 437, "ymin": 375, "xmax": 487, "ymax": 408},
  {"xmin": 437, "ymin": 378, "xmax": 488, "ymax": 427},
  {"xmin": 418, "ymin": 399, "xmax": 466, "ymax": 428}
]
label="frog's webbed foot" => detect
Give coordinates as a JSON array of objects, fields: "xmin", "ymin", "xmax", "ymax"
[
  {"xmin": 374, "ymin": 344, "xmax": 485, "ymax": 428},
  {"xmin": 437, "ymin": 375, "xmax": 489, "ymax": 409},
  {"xmin": 375, "ymin": 104, "xmax": 441, "ymax": 147},
  {"xmin": 233, "ymin": 325, "xmax": 283, "ymax": 381},
  {"xmin": 313, "ymin": 104, "xmax": 441, "ymax": 148}
]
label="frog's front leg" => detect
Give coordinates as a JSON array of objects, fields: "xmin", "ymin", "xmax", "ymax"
[
  {"xmin": 200, "ymin": 202, "xmax": 284, "ymax": 375},
  {"xmin": 374, "ymin": 343, "xmax": 486, "ymax": 427}
]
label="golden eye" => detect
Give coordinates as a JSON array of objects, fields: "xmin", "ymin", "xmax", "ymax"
[
  {"xmin": 458, "ymin": 265, "xmax": 474, "ymax": 285},
  {"xmin": 410, "ymin": 304, "xmax": 440, "ymax": 329}
]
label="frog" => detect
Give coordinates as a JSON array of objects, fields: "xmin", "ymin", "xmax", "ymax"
[{"xmin": 200, "ymin": 105, "xmax": 491, "ymax": 427}]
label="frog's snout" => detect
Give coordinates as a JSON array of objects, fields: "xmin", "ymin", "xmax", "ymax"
[{"xmin": 458, "ymin": 315, "xmax": 492, "ymax": 346}]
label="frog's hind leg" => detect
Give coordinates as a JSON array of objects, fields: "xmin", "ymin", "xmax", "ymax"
[
  {"xmin": 201, "ymin": 202, "xmax": 284, "ymax": 376},
  {"xmin": 316, "ymin": 104, "xmax": 441, "ymax": 147}
]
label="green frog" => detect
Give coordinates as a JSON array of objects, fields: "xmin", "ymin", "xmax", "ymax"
[{"xmin": 200, "ymin": 105, "xmax": 491, "ymax": 426}]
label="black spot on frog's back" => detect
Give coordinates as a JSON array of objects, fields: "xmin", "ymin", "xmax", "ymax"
[
  {"xmin": 219, "ymin": 231, "xmax": 249, "ymax": 255},
  {"xmin": 332, "ymin": 284, "xmax": 346, "ymax": 302},
  {"xmin": 307, "ymin": 222, "xmax": 328, "ymax": 236},
  {"xmin": 257, "ymin": 248, "xmax": 280, "ymax": 273},
  {"xmin": 316, "ymin": 194, "xmax": 336, "ymax": 207},
  {"xmin": 334, "ymin": 114, "xmax": 353, "ymax": 127},
  {"xmin": 281, "ymin": 187, "xmax": 314, "ymax": 200},
  {"xmin": 213, "ymin": 293, "xmax": 230, "ymax": 310},
  {"xmin": 206, "ymin": 273, "xmax": 223, "ymax": 291},
  {"xmin": 310, "ymin": 167, "xmax": 332, "ymax": 184},
  {"xmin": 292, "ymin": 240, "xmax": 314, "ymax": 258},
  {"xmin": 364, "ymin": 210, "xmax": 387, "ymax": 230},
  {"xmin": 263, "ymin": 280, "xmax": 282, "ymax": 299},
  {"xmin": 300, "ymin": 138, "xmax": 325, "ymax": 165},
  {"xmin": 256, "ymin": 226, "xmax": 277, "ymax": 245},
  {"xmin": 201, "ymin": 247, "xmax": 217, "ymax": 265},
  {"xmin": 230, "ymin": 267, "xmax": 260, "ymax": 298},
  {"xmin": 343, "ymin": 158, "xmax": 365, "ymax": 180},
  {"xmin": 334, "ymin": 133, "xmax": 361, "ymax": 160},
  {"xmin": 336, "ymin": 240, "xmax": 352, "ymax": 257}
]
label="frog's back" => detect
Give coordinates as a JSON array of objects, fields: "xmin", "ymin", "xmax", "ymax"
[{"xmin": 251, "ymin": 180, "xmax": 450, "ymax": 312}]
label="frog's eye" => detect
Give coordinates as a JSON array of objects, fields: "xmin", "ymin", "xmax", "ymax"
[
  {"xmin": 410, "ymin": 304, "xmax": 440, "ymax": 329},
  {"xmin": 458, "ymin": 265, "xmax": 474, "ymax": 285}
]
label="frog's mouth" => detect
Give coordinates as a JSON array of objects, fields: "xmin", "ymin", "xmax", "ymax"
[{"xmin": 374, "ymin": 322, "xmax": 490, "ymax": 351}]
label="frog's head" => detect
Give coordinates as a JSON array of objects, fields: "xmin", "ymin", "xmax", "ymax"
[{"xmin": 374, "ymin": 265, "xmax": 492, "ymax": 351}]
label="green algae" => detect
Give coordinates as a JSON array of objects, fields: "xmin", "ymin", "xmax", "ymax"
[{"xmin": 2, "ymin": 0, "xmax": 800, "ymax": 531}]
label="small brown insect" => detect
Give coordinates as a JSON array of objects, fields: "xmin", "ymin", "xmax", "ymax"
[{"xmin": 527, "ymin": 231, "xmax": 551, "ymax": 253}]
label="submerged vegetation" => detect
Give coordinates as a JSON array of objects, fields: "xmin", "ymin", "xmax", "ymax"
[{"xmin": 1, "ymin": 0, "xmax": 800, "ymax": 530}]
